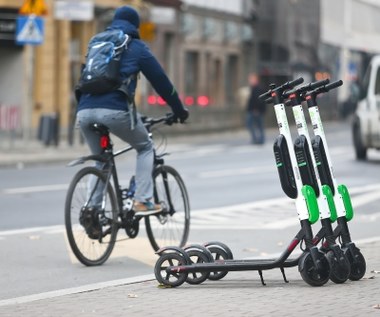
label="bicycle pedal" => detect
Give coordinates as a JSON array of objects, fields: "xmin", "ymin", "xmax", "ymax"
[{"xmin": 123, "ymin": 198, "xmax": 134, "ymax": 211}]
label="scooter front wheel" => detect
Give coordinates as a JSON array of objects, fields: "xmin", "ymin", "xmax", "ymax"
[
  {"xmin": 154, "ymin": 252, "xmax": 188, "ymax": 287},
  {"xmin": 345, "ymin": 248, "xmax": 366, "ymax": 281},
  {"xmin": 298, "ymin": 251, "xmax": 330, "ymax": 286},
  {"xmin": 325, "ymin": 249, "xmax": 350, "ymax": 284}
]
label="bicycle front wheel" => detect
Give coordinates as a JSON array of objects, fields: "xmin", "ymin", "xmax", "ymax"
[
  {"xmin": 65, "ymin": 166, "xmax": 118, "ymax": 266},
  {"xmin": 145, "ymin": 165, "xmax": 190, "ymax": 251}
]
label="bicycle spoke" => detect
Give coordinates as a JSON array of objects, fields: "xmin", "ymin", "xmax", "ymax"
[
  {"xmin": 146, "ymin": 165, "xmax": 190, "ymax": 251},
  {"xmin": 65, "ymin": 167, "xmax": 118, "ymax": 266}
]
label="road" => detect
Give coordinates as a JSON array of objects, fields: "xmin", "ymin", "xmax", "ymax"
[{"xmin": 0, "ymin": 120, "xmax": 380, "ymax": 301}]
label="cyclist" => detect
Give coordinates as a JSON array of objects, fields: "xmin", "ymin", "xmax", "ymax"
[{"xmin": 76, "ymin": 6, "xmax": 189, "ymax": 216}]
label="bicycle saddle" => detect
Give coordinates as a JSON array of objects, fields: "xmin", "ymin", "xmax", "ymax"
[{"xmin": 90, "ymin": 123, "xmax": 109, "ymax": 135}]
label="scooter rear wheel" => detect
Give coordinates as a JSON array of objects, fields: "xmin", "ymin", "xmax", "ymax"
[
  {"xmin": 298, "ymin": 251, "xmax": 330, "ymax": 286},
  {"xmin": 185, "ymin": 249, "xmax": 211, "ymax": 284},
  {"xmin": 154, "ymin": 252, "xmax": 188, "ymax": 287},
  {"xmin": 206, "ymin": 246, "xmax": 230, "ymax": 281},
  {"xmin": 326, "ymin": 249, "xmax": 350, "ymax": 284}
]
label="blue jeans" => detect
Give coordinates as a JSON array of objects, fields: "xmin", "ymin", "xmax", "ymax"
[
  {"xmin": 246, "ymin": 112, "xmax": 265, "ymax": 144},
  {"xmin": 77, "ymin": 108, "xmax": 154, "ymax": 203}
]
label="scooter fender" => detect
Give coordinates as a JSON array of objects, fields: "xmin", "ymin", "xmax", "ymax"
[
  {"xmin": 298, "ymin": 246, "xmax": 324, "ymax": 272},
  {"xmin": 184, "ymin": 244, "xmax": 214, "ymax": 262},
  {"xmin": 321, "ymin": 185, "xmax": 337, "ymax": 222},
  {"xmin": 203, "ymin": 241, "xmax": 234, "ymax": 260},
  {"xmin": 338, "ymin": 184, "xmax": 354, "ymax": 221},
  {"xmin": 155, "ymin": 246, "xmax": 191, "ymax": 264},
  {"xmin": 301, "ymin": 185, "xmax": 319, "ymax": 224}
]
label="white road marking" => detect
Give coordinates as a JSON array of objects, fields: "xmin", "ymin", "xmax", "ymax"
[
  {"xmin": 0, "ymin": 143, "xmax": 364, "ymax": 193},
  {"xmin": 0, "ymin": 274, "xmax": 155, "ymax": 307},
  {"xmin": 2, "ymin": 184, "xmax": 68, "ymax": 195},
  {"xmin": 2, "ymin": 183, "xmax": 379, "ymax": 235},
  {"xmin": 199, "ymin": 165, "xmax": 274, "ymax": 178}
]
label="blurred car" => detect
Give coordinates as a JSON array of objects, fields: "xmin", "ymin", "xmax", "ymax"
[{"xmin": 352, "ymin": 55, "xmax": 380, "ymax": 160}]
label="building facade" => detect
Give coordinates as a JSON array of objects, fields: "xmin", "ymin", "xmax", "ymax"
[{"xmin": 0, "ymin": 0, "xmax": 256, "ymax": 143}]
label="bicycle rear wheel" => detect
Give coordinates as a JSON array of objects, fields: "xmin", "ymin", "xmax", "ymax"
[
  {"xmin": 65, "ymin": 166, "xmax": 118, "ymax": 266},
  {"xmin": 145, "ymin": 165, "xmax": 190, "ymax": 251}
]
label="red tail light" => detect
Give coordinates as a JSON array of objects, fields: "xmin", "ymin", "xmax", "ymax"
[{"xmin": 100, "ymin": 135, "xmax": 110, "ymax": 149}]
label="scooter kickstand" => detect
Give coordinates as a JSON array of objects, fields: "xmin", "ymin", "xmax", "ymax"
[
  {"xmin": 280, "ymin": 267, "xmax": 289, "ymax": 283},
  {"xmin": 258, "ymin": 270, "xmax": 266, "ymax": 286}
]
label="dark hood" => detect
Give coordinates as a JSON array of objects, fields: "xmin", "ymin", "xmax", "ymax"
[{"xmin": 107, "ymin": 19, "xmax": 140, "ymax": 39}]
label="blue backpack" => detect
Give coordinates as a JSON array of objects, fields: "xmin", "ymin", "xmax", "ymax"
[{"xmin": 78, "ymin": 29, "xmax": 131, "ymax": 95}]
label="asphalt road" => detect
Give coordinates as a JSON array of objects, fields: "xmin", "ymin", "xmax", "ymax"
[{"xmin": 0, "ymin": 120, "xmax": 379, "ymax": 301}]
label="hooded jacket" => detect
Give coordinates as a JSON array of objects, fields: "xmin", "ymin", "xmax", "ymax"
[{"xmin": 77, "ymin": 6, "xmax": 185, "ymax": 116}]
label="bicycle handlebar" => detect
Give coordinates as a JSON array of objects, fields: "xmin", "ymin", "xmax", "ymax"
[{"xmin": 142, "ymin": 113, "xmax": 176, "ymax": 128}]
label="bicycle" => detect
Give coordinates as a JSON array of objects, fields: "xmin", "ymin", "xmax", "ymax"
[{"xmin": 64, "ymin": 113, "xmax": 190, "ymax": 266}]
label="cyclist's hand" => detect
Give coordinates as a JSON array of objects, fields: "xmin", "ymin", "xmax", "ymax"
[{"xmin": 173, "ymin": 108, "xmax": 189, "ymax": 124}]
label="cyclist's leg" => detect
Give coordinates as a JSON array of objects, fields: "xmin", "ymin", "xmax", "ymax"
[
  {"xmin": 77, "ymin": 109, "xmax": 107, "ymax": 207},
  {"xmin": 103, "ymin": 111, "xmax": 155, "ymax": 203}
]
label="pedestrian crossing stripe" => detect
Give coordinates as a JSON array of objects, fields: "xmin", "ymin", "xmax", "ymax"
[{"xmin": 16, "ymin": 15, "xmax": 44, "ymax": 45}]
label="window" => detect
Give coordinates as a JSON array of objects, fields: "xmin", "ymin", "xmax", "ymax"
[
  {"xmin": 185, "ymin": 51, "xmax": 199, "ymax": 99},
  {"xmin": 225, "ymin": 55, "xmax": 239, "ymax": 106}
]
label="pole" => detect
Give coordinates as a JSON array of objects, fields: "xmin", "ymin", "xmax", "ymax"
[{"xmin": 23, "ymin": 44, "xmax": 35, "ymax": 142}]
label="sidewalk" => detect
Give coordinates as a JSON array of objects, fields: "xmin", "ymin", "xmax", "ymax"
[
  {"xmin": 0, "ymin": 240, "xmax": 379, "ymax": 316},
  {"xmin": 0, "ymin": 128, "xmax": 251, "ymax": 168}
]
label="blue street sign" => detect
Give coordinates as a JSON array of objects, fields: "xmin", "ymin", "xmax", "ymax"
[{"xmin": 16, "ymin": 15, "xmax": 44, "ymax": 45}]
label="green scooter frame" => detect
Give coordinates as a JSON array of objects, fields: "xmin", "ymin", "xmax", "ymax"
[
  {"xmin": 154, "ymin": 78, "xmax": 332, "ymax": 288},
  {"xmin": 271, "ymin": 84, "xmax": 332, "ymax": 286},
  {"xmin": 303, "ymin": 81, "xmax": 366, "ymax": 280},
  {"xmin": 284, "ymin": 79, "xmax": 351, "ymax": 283}
]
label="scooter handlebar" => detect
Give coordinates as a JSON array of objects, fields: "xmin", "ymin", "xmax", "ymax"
[
  {"xmin": 283, "ymin": 77, "xmax": 304, "ymax": 90},
  {"xmin": 259, "ymin": 90, "xmax": 272, "ymax": 101},
  {"xmin": 307, "ymin": 79, "xmax": 343, "ymax": 97},
  {"xmin": 259, "ymin": 77, "xmax": 304, "ymax": 101},
  {"xmin": 324, "ymin": 79, "xmax": 343, "ymax": 92},
  {"xmin": 283, "ymin": 78, "xmax": 330, "ymax": 98},
  {"xmin": 309, "ymin": 78, "xmax": 330, "ymax": 90}
]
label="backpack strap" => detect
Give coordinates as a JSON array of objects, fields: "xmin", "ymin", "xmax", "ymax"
[
  {"xmin": 118, "ymin": 73, "xmax": 139, "ymax": 129},
  {"xmin": 116, "ymin": 34, "xmax": 138, "ymax": 129}
]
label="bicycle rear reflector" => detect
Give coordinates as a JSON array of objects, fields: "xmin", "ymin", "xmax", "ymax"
[{"xmin": 100, "ymin": 135, "xmax": 110, "ymax": 149}]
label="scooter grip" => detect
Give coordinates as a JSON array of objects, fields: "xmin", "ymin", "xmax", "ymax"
[
  {"xmin": 325, "ymin": 80, "xmax": 343, "ymax": 91},
  {"xmin": 284, "ymin": 77, "xmax": 304, "ymax": 90},
  {"xmin": 259, "ymin": 90, "xmax": 272, "ymax": 101},
  {"xmin": 309, "ymin": 78, "xmax": 330, "ymax": 90}
]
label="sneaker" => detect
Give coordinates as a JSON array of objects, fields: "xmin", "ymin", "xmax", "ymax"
[{"xmin": 133, "ymin": 201, "xmax": 162, "ymax": 216}]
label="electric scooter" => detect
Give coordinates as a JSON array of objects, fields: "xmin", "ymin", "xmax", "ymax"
[
  {"xmin": 283, "ymin": 79, "xmax": 351, "ymax": 283},
  {"xmin": 154, "ymin": 77, "xmax": 331, "ymax": 288},
  {"xmin": 302, "ymin": 80, "xmax": 366, "ymax": 280}
]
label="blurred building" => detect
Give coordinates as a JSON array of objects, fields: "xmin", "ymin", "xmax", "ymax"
[
  {"xmin": 0, "ymin": 0, "xmax": 257, "ymax": 142},
  {"xmin": 2, "ymin": 0, "xmax": 378, "ymax": 142},
  {"xmin": 252, "ymin": 0, "xmax": 320, "ymax": 87},
  {"xmin": 320, "ymin": 0, "xmax": 380, "ymax": 103}
]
